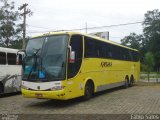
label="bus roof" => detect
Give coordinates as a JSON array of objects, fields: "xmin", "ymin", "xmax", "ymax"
[
  {"xmin": 0, "ymin": 47, "xmax": 19, "ymax": 53},
  {"xmin": 32, "ymin": 31, "xmax": 138, "ymax": 52}
]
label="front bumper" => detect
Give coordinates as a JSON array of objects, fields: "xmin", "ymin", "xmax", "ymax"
[{"xmin": 21, "ymin": 88, "xmax": 67, "ymax": 100}]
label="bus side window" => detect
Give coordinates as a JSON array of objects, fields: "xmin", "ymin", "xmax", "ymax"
[
  {"xmin": 7, "ymin": 53, "xmax": 16, "ymax": 65},
  {"xmin": 95, "ymin": 41, "xmax": 104, "ymax": 58},
  {"xmin": 84, "ymin": 37, "xmax": 95, "ymax": 57},
  {"xmin": 106, "ymin": 44, "xmax": 113, "ymax": 59},
  {"xmin": 132, "ymin": 51, "xmax": 139, "ymax": 62},
  {"xmin": 84, "ymin": 37, "xmax": 104, "ymax": 58},
  {"xmin": 68, "ymin": 35, "xmax": 83, "ymax": 78},
  {"xmin": 112, "ymin": 45, "xmax": 119, "ymax": 59},
  {"xmin": 0, "ymin": 52, "xmax": 6, "ymax": 65}
]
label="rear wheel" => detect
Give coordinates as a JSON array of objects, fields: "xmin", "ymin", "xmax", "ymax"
[
  {"xmin": 0, "ymin": 83, "xmax": 4, "ymax": 94},
  {"xmin": 83, "ymin": 82, "xmax": 94, "ymax": 100},
  {"xmin": 124, "ymin": 77, "xmax": 129, "ymax": 89}
]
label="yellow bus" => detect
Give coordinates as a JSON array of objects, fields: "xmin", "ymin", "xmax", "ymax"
[{"xmin": 21, "ymin": 31, "xmax": 140, "ymax": 100}]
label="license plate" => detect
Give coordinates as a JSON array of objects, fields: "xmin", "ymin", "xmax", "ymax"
[{"xmin": 35, "ymin": 93, "xmax": 43, "ymax": 97}]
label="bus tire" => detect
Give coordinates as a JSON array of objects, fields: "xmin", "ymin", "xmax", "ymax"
[
  {"xmin": 123, "ymin": 76, "xmax": 129, "ymax": 89},
  {"xmin": 0, "ymin": 83, "xmax": 4, "ymax": 94},
  {"xmin": 83, "ymin": 81, "xmax": 94, "ymax": 100},
  {"xmin": 129, "ymin": 76, "xmax": 134, "ymax": 87}
]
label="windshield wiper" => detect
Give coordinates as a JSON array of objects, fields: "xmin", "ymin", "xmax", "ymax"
[
  {"xmin": 33, "ymin": 48, "xmax": 41, "ymax": 56},
  {"xmin": 26, "ymin": 49, "xmax": 41, "ymax": 81}
]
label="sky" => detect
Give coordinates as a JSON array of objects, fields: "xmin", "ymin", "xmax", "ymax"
[{"xmin": 14, "ymin": 0, "xmax": 160, "ymax": 43}]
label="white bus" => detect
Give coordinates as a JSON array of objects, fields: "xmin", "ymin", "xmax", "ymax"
[{"xmin": 0, "ymin": 47, "xmax": 23, "ymax": 94}]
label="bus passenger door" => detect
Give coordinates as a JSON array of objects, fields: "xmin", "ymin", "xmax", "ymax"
[{"xmin": 67, "ymin": 35, "xmax": 83, "ymax": 98}]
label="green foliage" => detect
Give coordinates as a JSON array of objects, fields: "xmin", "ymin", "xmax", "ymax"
[
  {"xmin": 143, "ymin": 9, "xmax": 160, "ymax": 37},
  {"xmin": 10, "ymin": 39, "xmax": 22, "ymax": 49},
  {"xmin": 144, "ymin": 52, "xmax": 155, "ymax": 72},
  {"xmin": 0, "ymin": 0, "xmax": 22, "ymax": 48},
  {"xmin": 143, "ymin": 9, "xmax": 160, "ymax": 69},
  {"xmin": 121, "ymin": 9, "xmax": 160, "ymax": 70},
  {"xmin": 121, "ymin": 33, "xmax": 143, "ymax": 50},
  {"xmin": 143, "ymin": 52, "xmax": 155, "ymax": 81},
  {"xmin": 120, "ymin": 33, "xmax": 147, "ymax": 62},
  {"xmin": 141, "ymin": 63, "xmax": 147, "ymax": 72}
]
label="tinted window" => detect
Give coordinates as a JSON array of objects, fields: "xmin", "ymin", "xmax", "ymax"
[
  {"xmin": 112, "ymin": 45, "xmax": 120, "ymax": 60},
  {"xmin": 68, "ymin": 35, "xmax": 83, "ymax": 78},
  {"xmin": 26, "ymin": 37, "xmax": 45, "ymax": 56},
  {"xmin": 84, "ymin": 37, "xmax": 96, "ymax": 57},
  {"xmin": 84, "ymin": 37, "xmax": 104, "ymax": 58},
  {"xmin": 0, "ymin": 52, "xmax": 6, "ymax": 65},
  {"xmin": 7, "ymin": 53, "xmax": 16, "ymax": 65},
  {"xmin": 105, "ymin": 44, "xmax": 113, "ymax": 58},
  {"xmin": 131, "ymin": 51, "xmax": 139, "ymax": 62},
  {"xmin": 120, "ymin": 48, "xmax": 132, "ymax": 61},
  {"xmin": 84, "ymin": 36, "xmax": 139, "ymax": 61}
]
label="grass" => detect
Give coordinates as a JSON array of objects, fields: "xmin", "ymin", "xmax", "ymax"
[
  {"xmin": 141, "ymin": 71, "xmax": 160, "ymax": 74},
  {"xmin": 140, "ymin": 76, "xmax": 160, "ymax": 79}
]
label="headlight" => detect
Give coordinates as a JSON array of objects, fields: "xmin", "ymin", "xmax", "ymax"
[{"xmin": 50, "ymin": 86, "xmax": 65, "ymax": 91}]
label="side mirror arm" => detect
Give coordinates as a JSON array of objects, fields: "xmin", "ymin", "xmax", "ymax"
[{"xmin": 17, "ymin": 49, "xmax": 27, "ymax": 56}]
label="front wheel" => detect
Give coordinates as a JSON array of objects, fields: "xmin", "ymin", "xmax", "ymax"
[
  {"xmin": 129, "ymin": 76, "xmax": 134, "ymax": 87},
  {"xmin": 83, "ymin": 82, "xmax": 94, "ymax": 100}
]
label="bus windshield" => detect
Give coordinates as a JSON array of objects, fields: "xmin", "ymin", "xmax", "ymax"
[{"xmin": 22, "ymin": 35, "xmax": 68, "ymax": 82}]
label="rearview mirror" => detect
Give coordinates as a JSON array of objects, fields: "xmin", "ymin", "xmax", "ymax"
[
  {"xmin": 68, "ymin": 45, "xmax": 75, "ymax": 63},
  {"xmin": 16, "ymin": 55, "xmax": 19, "ymax": 65},
  {"xmin": 69, "ymin": 51, "xmax": 75, "ymax": 63}
]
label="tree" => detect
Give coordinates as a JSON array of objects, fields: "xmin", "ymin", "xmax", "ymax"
[
  {"xmin": 120, "ymin": 33, "xmax": 147, "ymax": 62},
  {"xmin": 143, "ymin": 9, "xmax": 160, "ymax": 69},
  {"xmin": 121, "ymin": 9, "xmax": 160, "ymax": 71},
  {"xmin": 143, "ymin": 9, "xmax": 160, "ymax": 37},
  {"xmin": 120, "ymin": 33, "xmax": 145, "ymax": 50},
  {"xmin": 0, "ymin": 0, "xmax": 22, "ymax": 48},
  {"xmin": 144, "ymin": 52, "xmax": 155, "ymax": 81}
]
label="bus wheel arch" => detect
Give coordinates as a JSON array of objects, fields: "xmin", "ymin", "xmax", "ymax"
[
  {"xmin": 0, "ymin": 82, "xmax": 4, "ymax": 93},
  {"xmin": 129, "ymin": 75, "xmax": 134, "ymax": 87},
  {"xmin": 124, "ymin": 75, "xmax": 129, "ymax": 88},
  {"xmin": 83, "ymin": 79, "xmax": 95, "ymax": 100}
]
